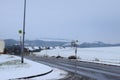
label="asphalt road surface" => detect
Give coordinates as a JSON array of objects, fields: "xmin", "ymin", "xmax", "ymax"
[{"xmin": 25, "ymin": 55, "xmax": 120, "ymax": 80}]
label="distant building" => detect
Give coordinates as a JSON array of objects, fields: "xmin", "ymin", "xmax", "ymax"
[{"xmin": 0, "ymin": 40, "xmax": 5, "ymax": 54}]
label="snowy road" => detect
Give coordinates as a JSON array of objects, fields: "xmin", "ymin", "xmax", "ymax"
[{"xmin": 25, "ymin": 55, "xmax": 120, "ymax": 80}]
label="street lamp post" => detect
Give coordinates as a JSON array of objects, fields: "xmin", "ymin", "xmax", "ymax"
[
  {"xmin": 21, "ymin": 0, "xmax": 27, "ymax": 63},
  {"xmin": 71, "ymin": 40, "xmax": 79, "ymax": 74},
  {"xmin": 74, "ymin": 40, "xmax": 78, "ymax": 74},
  {"xmin": 71, "ymin": 40, "xmax": 78, "ymax": 58}
]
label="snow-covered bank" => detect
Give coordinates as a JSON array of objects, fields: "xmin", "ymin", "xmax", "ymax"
[
  {"xmin": 0, "ymin": 54, "xmax": 67, "ymax": 80},
  {"xmin": 34, "ymin": 46, "xmax": 120, "ymax": 66},
  {"xmin": 30, "ymin": 68, "xmax": 68, "ymax": 80}
]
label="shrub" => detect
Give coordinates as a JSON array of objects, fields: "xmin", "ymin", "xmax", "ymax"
[
  {"xmin": 56, "ymin": 55, "xmax": 63, "ymax": 59},
  {"xmin": 51, "ymin": 56, "xmax": 56, "ymax": 58},
  {"xmin": 94, "ymin": 58, "xmax": 100, "ymax": 61},
  {"xmin": 68, "ymin": 55, "xmax": 77, "ymax": 59}
]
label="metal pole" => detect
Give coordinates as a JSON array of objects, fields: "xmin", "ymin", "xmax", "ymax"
[
  {"xmin": 20, "ymin": 36, "xmax": 22, "ymax": 54},
  {"xmin": 21, "ymin": 0, "xmax": 26, "ymax": 63},
  {"xmin": 46, "ymin": 49, "xmax": 47, "ymax": 57},
  {"xmin": 75, "ymin": 43, "xmax": 77, "ymax": 74}
]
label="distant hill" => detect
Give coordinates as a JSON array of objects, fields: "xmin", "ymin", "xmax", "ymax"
[
  {"xmin": 79, "ymin": 41, "xmax": 120, "ymax": 48},
  {"xmin": 25, "ymin": 40, "xmax": 66, "ymax": 47},
  {"xmin": 63, "ymin": 41, "xmax": 120, "ymax": 48},
  {"xmin": 4, "ymin": 39, "xmax": 120, "ymax": 48},
  {"xmin": 4, "ymin": 39, "xmax": 18, "ymax": 46},
  {"xmin": 4, "ymin": 39, "xmax": 67, "ymax": 47}
]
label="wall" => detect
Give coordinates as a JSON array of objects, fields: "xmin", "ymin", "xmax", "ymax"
[{"xmin": 0, "ymin": 40, "xmax": 5, "ymax": 54}]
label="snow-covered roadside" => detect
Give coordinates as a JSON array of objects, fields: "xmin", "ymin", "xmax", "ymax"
[
  {"xmin": 34, "ymin": 46, "xmax": 120, "ymax": 66},
  {"xmin": 0, "ymin": 54, "xmax": 67, "ymax": 80},
  {"xmin": 30, "ymin": 68, "xmax": 68, "ymax": 80}
]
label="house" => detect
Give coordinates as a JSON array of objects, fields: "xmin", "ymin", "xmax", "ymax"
[
  {"xmin": 25, "ymin": 46, "xmax": 41, "ymax": 52},
  {"xmin": 0, "ymin": 40, "xmax": 5, "ymax": 54},
  {"xmin": 25, "ymin": 46, "xmax": 34, "ymax": 52}
]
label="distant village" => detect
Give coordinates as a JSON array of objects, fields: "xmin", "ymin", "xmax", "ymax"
[
  {"xmin": 5, "ymin": 44, "xmax": 56, "ymax": 55},
  {"xmin": 1, "ymin": 39, "xmax": 120, "ymax": 55},
  {"xmin": 0, "ymin": 39, "xmax": 65, "ymax": 55}
]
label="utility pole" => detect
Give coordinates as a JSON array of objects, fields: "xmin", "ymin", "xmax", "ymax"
[
  {"xmin": 71, "ymin": 40, "xmax": 78, "ymax": 59},
  {"xmin": 74, "ymin": 40, "xmax": 78, "ymax": 74},
  {"xmin": 71, "ymin": 40, "xmax": 79, "ymax": 80},
  {"xmin": 21, "ymin": 0, "xmax": 27, "ymax": 63}
]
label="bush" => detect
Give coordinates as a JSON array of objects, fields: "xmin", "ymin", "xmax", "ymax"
[
  {"xmin": 94, "ymin": 58, "xmax": 100, "ymax": 61},
  {"xmin": 68, "ymin": 55, "xmax": 77, "ymax": 59},
  {"xmin": 51, "ymin": 56, "xmax": 56, "ymax": 58},
  {"xmin": 56, "ymin": 55, "xmax": 63, "ymax": 59}
]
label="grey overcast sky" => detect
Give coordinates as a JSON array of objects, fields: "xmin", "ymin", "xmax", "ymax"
[{"xmin": 0, "ymin": 0, "xmax": 120, "ymax": 43}]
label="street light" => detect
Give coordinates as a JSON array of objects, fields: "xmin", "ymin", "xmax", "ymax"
[
  {"xmin": 71, "ymin": 40, "xmax": 78, "ymax": 58},
  {"xmin": 71, "ymin": 40, "xmax": 79, "ymax": 74},
  {"xmin": 21, "ymin": 0, "xmax": 27, "ymax": 63},
  {"xmin": 75, "ymin": 40, "xmax": 78, "ymax": 59},
  {"xmin": 74, "ymin": 40, "xmax": 78, "ymax": 74}
]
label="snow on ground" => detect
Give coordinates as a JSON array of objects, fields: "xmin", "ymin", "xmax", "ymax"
[
  {"xmin": 0, "ymin": 54, "xmax": 67, "ymax": 80},
  {"xmin": 30, "ymin": 68, "xmax": 68, "ymax": 80},
  {"xmin": 34, "ymin": 46, "xmax": 120, "ymax": 66}
]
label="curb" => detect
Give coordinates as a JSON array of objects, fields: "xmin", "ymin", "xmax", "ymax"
[{"xmin": 9, "ymin": 69, "xmax": 53, "ymax": 80}]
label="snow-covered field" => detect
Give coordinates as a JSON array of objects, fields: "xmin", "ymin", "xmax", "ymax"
[
  {"xmin": 34, "ymin": 46, "xmax": 120, "ymax": 66},
  {"xmin": 0, "ymin": 54, "xmax": 67, "ymax": 80}
]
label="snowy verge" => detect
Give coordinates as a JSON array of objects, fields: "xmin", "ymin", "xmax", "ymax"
[
  {"xmin": 0, "ymin": 54, "xmax": 52, "ymax": 80},
  {"xmin": 30, "ymin": 68, "xmax": 68, "ymax": 80}
]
